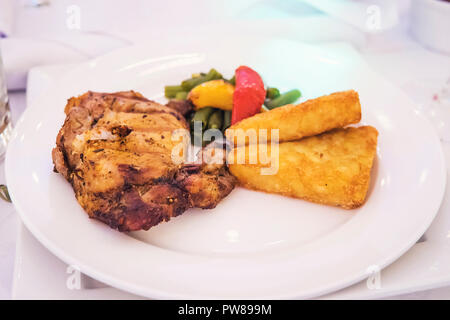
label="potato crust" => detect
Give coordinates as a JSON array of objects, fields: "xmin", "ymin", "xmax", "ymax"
[{"xmin": 52, "ymin": 91, "xmax": 236, "ymax": 231}]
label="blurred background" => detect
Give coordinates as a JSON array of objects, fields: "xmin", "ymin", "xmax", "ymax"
[{"xmin": 0, "ymin": 0, "xmax": 449, "ymax": 299}]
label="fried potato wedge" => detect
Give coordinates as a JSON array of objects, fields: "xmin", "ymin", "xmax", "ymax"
[
  {"xmin": 228, "ymin": 126, "xmax": 378, "ymax": 209},
  {"xmin": 226, "ymin": 90, "xmax": 361, "ymax": 145}
]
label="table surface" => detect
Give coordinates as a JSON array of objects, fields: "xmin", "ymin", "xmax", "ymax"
[{"xmin": 1, "ymin": 0, "xmax": 450, "ymax": 299}]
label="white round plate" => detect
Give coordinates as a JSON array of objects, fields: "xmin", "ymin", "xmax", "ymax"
[{"xmin": 6, "ymin": 37, "xmax": 446, "ymax": 299}]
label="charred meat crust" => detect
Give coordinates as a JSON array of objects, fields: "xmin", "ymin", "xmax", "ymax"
[{"xmin": 52, "ymin": 90, "xmax": 236, "ymax": 231}]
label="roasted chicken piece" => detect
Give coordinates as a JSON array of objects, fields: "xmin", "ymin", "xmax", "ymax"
[{"xmin": 52, "ymin": 91, "xmax": 235, "ymax": 231}]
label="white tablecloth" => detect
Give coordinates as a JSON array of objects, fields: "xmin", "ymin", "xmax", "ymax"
[{"xmin": 1, "ymin": 0, "xmax": 449, "ymax": 299}]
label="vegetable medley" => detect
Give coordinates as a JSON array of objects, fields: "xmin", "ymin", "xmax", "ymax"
[{"xmin": 164, "ymin": 66, "xmax": 301, "ymax": 145}]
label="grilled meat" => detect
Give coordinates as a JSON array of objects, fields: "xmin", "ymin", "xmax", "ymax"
[{"xmin": 52, "ymin": 91, "xmax": 235, "ymax": 231}]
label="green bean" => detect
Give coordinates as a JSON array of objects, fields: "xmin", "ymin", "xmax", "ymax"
[
  {"xmin": 265, "ymin": 89, "xmax": 301, "ymax": 109},
  {"xmin": 181, "ymin": 68, "xmax": 223, "ymax": 92},
  {"xmin": 190, "ymin": 116, "xmax": 203, "ymax": 147},
  {"xmin": 191, "ymin": 124, "xmax": 212, "ymax": 147},
  {"xmin": 207, "ymin": 110, "xmax": 223, "ymax": 130},
  {"xmin": 222, "ymin": 110, "xmax": 231, "ymax": 131},
  {"xmin": 164, "ymin": 85, "xmax": 184, "ymax": 98},
  {"xmin": 190, "ymin": 107, "xmax": 215, "ymax": 130},
  {"xmin": 175, "ymin": 91, "xmax": 188, "ymax": 100},
  {"xmin": 266, "ymin": 87, "xmax": 280, "ymax": 99}
]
